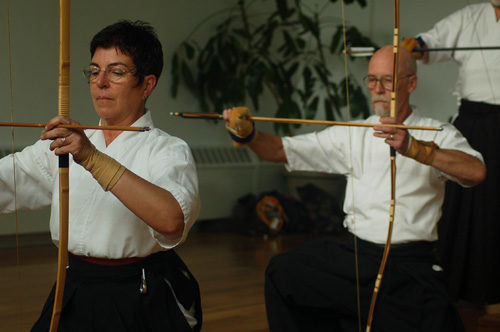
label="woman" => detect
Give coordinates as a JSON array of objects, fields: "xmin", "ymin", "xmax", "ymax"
[{"xmin": 0, "ymin": 21, "xmax": 201, "ymax": 331}]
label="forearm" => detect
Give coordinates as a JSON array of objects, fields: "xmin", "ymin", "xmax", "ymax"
[
  {"xmin": 248, "ymin": 131, "xmax": 287, "ymax": 163},
  {"xmin": 110, "ymin": 169, "xmax": 185, "ymax": 239},
  {"xmin": 431, "ymin": 149, "xmax": 486, "ymax": 186}
]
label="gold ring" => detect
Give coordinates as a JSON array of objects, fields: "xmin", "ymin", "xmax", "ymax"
[
  {"xmin": 390, "ymin": 134, "xmax": 394, "ymax": 139},
  {"xmin": 61, "ymin": 137, "xmax": 66, "ymax": 143}
]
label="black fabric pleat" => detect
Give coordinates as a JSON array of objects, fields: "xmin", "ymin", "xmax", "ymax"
[
  {"xmin": 31, "ymin": 250, "xmax": 201, "ymax": 332},
  {"xmin": 438, "ymin": 99, "xmax": 500, "ymax": 305}
]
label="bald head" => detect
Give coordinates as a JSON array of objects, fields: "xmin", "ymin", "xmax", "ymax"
[{"xmin": 370, "ymin": 45, "xmax": 417, "ymax": 77}]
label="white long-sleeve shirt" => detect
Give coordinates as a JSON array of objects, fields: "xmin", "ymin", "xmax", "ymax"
[
  {"xmin": 282, "ymin": 108, "xmax": 483, "ymax": 244},
  {"xmin": 417, "ymin": 3, "xmax": 500, "ymax": 105},
  {"xmin": 0, "ymin": 111, "xmax": 200, "ymax": 258}
]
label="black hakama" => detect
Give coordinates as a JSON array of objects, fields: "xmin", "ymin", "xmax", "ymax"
[
  {"xmin": 265, "ymin": 236, "xmax": 464, "ymax": 332},
  {"xmin": 31, "ymin": 250, "xmax": 201, "ymax": 332},
  {"xmin": 438, "ymin": 99, "xmax": 500, "ymax": 305}
]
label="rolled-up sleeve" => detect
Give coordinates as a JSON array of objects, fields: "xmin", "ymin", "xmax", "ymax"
[
  {"xmin": 0, "ymin": 140, "xmax": 55, "ymax": 214},
  {"xmin": 148, "ymin": 137, "xmax": 200, "ymax": 248}
]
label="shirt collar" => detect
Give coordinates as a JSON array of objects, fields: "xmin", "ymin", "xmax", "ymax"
[
  {"xmin": 131, "ymin": 109, "xmax": 155, "ymax": 129},
  {"xmin": 96, "ymin": 109, "xmax": 155, "ymax": 129},
  {"xmin": 89, "ymin": 109, "xmax": 155, "ymax": 147},
  {"xmin": 403, "ymin": 105, "xmax": 420, "ymax": 124}
]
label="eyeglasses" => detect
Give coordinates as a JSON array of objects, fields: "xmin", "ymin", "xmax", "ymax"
[
  {"xmin": 363, "ymin": 74, "xmax": 414, "ymax": 90},
  {"xmin": 82, "ymin": 64, "xmax": 136, "ymax": 83}
]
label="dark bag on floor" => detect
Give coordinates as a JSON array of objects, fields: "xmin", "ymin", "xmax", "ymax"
[
  {"xmin": 296, "ymin": 183, "xmax": 345, "ymax": 234},
  {"xmin": 232, "ymin": 191, "xmax": 310, "ymax": 235}
]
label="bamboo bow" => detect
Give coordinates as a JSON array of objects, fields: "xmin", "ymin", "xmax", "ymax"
[
  {"xmin": 49, "ymin": 1, "xmax": 70, "ymax": 331},
  {"xmin": 365, "ymin": 1, "xmax": 399, "ymax": 331}
]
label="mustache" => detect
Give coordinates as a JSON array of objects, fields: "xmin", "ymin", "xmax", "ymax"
[{"xmin": 372, "ymin": 95, "xmax": 390, "ymax": 103}]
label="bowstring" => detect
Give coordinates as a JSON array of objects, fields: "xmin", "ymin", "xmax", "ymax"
[
  {"xmin": 340, "ymin": 1, "xmax": 362, "ymax": 331},
  {"xmin": 6, "ymin": 0, "xmax": 22, "ymax": 329}
]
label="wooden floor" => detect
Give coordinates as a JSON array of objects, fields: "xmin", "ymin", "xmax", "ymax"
[{"xmin": 0, "ymin": 231, "xmax": 496, "ymax": 331}]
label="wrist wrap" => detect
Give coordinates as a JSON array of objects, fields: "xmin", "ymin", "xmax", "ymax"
[{"xmin": 79, "ymin": 145, "xmax": 126, "ymax": 191}]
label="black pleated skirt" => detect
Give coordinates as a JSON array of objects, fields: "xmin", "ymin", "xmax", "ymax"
[
  {"xmin": 438, "ymin": 99, "xmax": 500, "ymax": 305},
  {"xmin": 31, "ymin": 250, "xmax": 202, "ymax": 332}
]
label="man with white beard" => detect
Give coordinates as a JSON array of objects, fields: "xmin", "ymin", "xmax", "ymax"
[
  {"xmin": 403, "ymin": 1, "xmax": 500, "ymax": 310},
  {"xmin": 222, "ymin": 46, "xmax": 486, "ymax": 331}
]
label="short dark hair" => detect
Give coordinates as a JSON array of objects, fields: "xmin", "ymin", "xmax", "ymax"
[{"xmin": 90, "ymin": 20, "xmax": 163, "ymax": 84}]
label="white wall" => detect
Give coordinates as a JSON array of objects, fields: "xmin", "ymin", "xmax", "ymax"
[{"xmin": 0, "ymin": 0, "xmax": 482, "ymax": 235}]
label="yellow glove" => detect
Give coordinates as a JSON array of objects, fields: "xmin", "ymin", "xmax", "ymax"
[
  {"xmin": 403, "ymin": 136, "xmax": 439, "ymax": 165},
  {"xmin": 78, "ymin": 144, "xmax": 126, "ymax": 191},
  {"xmin": 226, "ymin": 106, "xmax": 258, "ymax": 146},
  {"xmin": 401, "ymin": 37, "xmax": 424, "ymax": 60}
]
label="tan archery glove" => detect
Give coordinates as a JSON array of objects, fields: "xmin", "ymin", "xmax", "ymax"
[
  {"xmin": 401, "ymin": 37, "xmax": 425, "ymax": 60},
  {"xmin": 403, "ymin": 136, "xmax": 439, "ymax": 165},
  {"xmin": 226, "ymin": 106, "xmax": 258, "ymax": 146},
  {"xmin": 78, "ymin": 144, "xmax": 126, "ymax": 191}
]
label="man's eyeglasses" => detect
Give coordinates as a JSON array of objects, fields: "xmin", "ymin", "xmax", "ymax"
[
  {"xmin": 82, "ymin": 64, "xmax": 136, "ymax": 83},
  {"xmin": 363, "ymin": 74, "xmax": 414, "ymax": 90}
]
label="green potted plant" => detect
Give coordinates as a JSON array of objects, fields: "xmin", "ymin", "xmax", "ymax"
[{"xmin": 170, "ymin": 0, "xmax": 377, "ymax": 135}]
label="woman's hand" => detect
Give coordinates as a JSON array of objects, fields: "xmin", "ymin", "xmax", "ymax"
[{"xmin": 40, "ymin": 115, "xmax": 93, "ymax": 163}]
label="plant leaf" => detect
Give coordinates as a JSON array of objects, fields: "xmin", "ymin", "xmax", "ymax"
[
  {"xmin": 314, "ymin": 63, "xmax": 330, "ymax": 87},
  {"xmin": 329, "ymin": 27, "xmax": 344, "ymax": 54},
  {"xmin": 286, "ymin": 62, "xmax": 299, "ymax": 79},
  {"xmin": 276, "ymin": 0, "xmax": 289, "ymax": 20},
  {"xmin": 356, "ymin": 0, "xmax": 367, "ymax": 7},
  {"xmin": 302, "ymin": 66, "xmax": 315, "ymax": 99},
  {"xmin": 296, "ymin": 37, "xmax": 306, "ymax": 50},
  {"xmin": 183, "ymin": 42, "xmax": 195, "ymax": 60},
  {"xmin": 170, "ymin": 53, "xmax": 179, "ymax": 97},
  {"xmin": 324, "ymin": 97, "xmax": 334, "ymax": 121},
  {"xmin": 306, "ymin": 96, "xmax": 319, "ymax": 119},
  {"xmin": 181, "ymin": 61, "xmax": 197, "ymax": 93},
  {"xmin": 299, "ymin": 14, "xmax": 319, "ymax": 39}
]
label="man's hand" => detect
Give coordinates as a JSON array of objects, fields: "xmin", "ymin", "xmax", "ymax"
[
  {"xmin": 373, "ymin": 117, "xmax": 439, "ymax": 166},
  {"xmin": 373, "ymin": 116, "xmax": 411, "ymax": 154}
]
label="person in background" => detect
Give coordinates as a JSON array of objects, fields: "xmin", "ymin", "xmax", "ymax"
[
  {"xmin": 223, "ymin": 46, "xmax": 485, "ymax": 331},
  {"xmin": 403, "ymin": 0, "xmax": 500, "ymax": 310},
  {"xmin": 0, "ymin": 20, "xmax": 201, "ymax": 331}
]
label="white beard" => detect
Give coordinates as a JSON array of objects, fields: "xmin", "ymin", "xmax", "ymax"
[{"xmin": 374, "ymin": 103, "xmax": 390, "ymax": 117}]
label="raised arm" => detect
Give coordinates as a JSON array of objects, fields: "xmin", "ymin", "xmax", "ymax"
[{"xmin": 222, "ymin": 107, "xmax": 287, "ymax": 164}]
